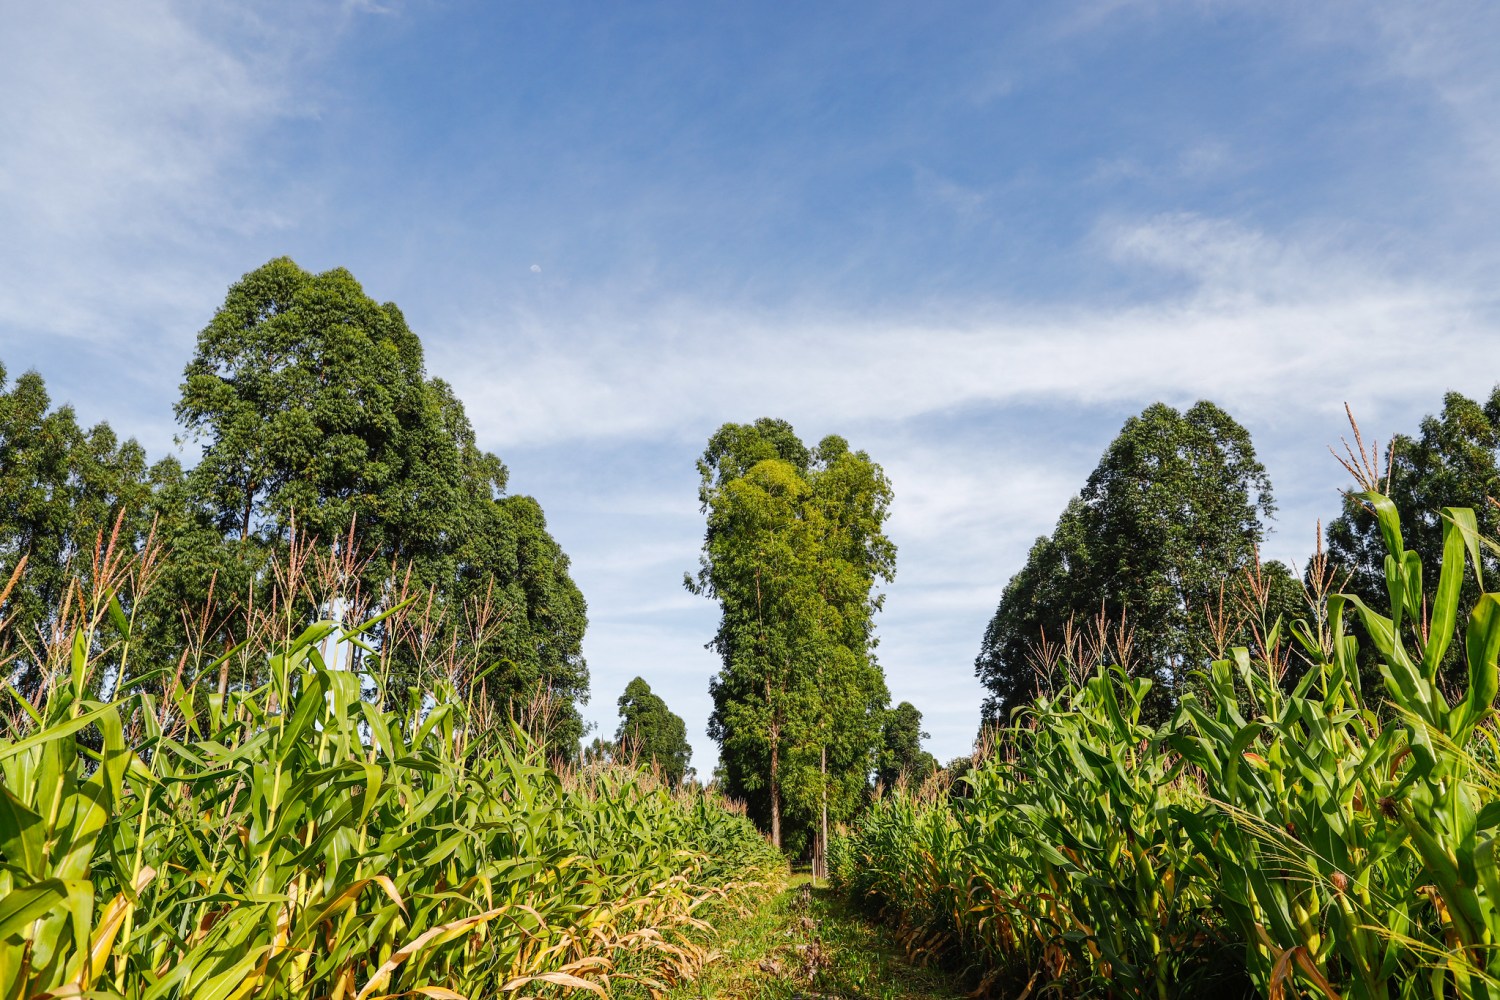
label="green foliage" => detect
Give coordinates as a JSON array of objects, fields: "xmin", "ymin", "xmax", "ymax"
[
  {"xmin": 0, "ymin": 549, "xmax": 781, "ymax": 999},
  {"xmin": 875, "ymin": 701, "xmax": 937, "ymax": 791},
  {"xmin": 0, "ymin": 257, "xmax": 591, "ymax": 757},
  {"xmin": 840, "ymin": 492, "xmax": 1500, "ymax": 999},
  {"xmin": 0, "ymin": 365, "xmax": 149, "ymax": 637},
  {"xmin": 836, "ymin": 671, "xmax": 1239, "ymax": 998},
  {"xmin": 616, "ymin": 676, "xmax": 693, "ymax": 785},
  {"xmin": 1328, "ymin": 388, "xmax": 1500, "ymax": 693},
  {"xmin": 690, "ymin": 421, "xmax": 895, "ymax": 853},
  {"xmin": 975, "ymin": 400, "xmax": 1274, "ymax": 724},
  {"xmin": 462, "ymin": 492, "xmax": 591, "ymax": 754},
  {"xmin": 177, "ymin": 258, "xmax": 425, "ymax": 543},
  {"xmin": 173, "ymin": 260, "xmax": 589, "ymax": 755}
]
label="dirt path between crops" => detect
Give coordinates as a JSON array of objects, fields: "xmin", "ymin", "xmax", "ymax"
[{"xmin": 668, "ymin": 876, "xmax": 971, "ymax": 1000}]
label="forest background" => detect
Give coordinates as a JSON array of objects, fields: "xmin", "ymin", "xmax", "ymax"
[{"xmin": 4, "ymin": 3, "xmax": 1500, "ymax": 772}]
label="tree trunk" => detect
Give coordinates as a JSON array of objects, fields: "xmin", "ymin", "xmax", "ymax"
[
  {"xmin": 770, "ymin": 731, "xmax": 781, "ymax": 849},
  {"xmin": 242, "ymin": 480, "xmax": 255, "ymax": 542},
  {"xmin": 819, "ymin": 744, "xmax": 828, "ymax": 883}
]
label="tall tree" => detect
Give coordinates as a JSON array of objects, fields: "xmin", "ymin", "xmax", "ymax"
[
  {"xmin": 176, "ymin": 258, "xmax": 460, "ymax": 572},
  {"xmin": 0, "ymin": 363, "xmax": 160, "ymax": 683},
  {"xmin": 615, "ymin": 676, "xmax": 693, "ymax": 785},
  {"xmin": 875, "ymin": 701, "xmax": 938, "ymax": 790},
  {"xmin": 174, "ymin": 259, "xmax": 588, "ymax": 755},
  {"xmin": 1326, "ymin": 388, "xmax": 1500, "ymax": 696},
  {"xmin": 976, "ymin": 401, "xmax": 1274, "ymax": 724},
  {"xmin": 690, "ymin": 419, "xmax": 894, "ymax": 853}
]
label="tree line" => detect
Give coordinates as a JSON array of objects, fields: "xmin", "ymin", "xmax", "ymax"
[
  {"xmin": 684, "ymin": 419, "xmax": 936, "ymax": 860},
  {"xmin": 974, "ymin": 391, "xmax": 1500, "ymax": 731},
  {"xmin": 2, "ymin": 256, "xmax": 942, "ymax": 815},
  {"xmin": 1, "ymin": 258, "xmax": 590, "ymax": 755},
  {"xmin": 33, "ymin": 256, "xmax": 1483, "ymax": 863}
]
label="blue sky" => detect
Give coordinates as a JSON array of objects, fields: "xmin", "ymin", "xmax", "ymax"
[{"xmin": 3, "ymin": 0, "xmax": 1500, "ymax": 769}]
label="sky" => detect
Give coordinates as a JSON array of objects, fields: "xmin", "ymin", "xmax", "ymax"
[{"xmin": 3, "ymin": 0, "xmax": 1500, "ymax": 770}]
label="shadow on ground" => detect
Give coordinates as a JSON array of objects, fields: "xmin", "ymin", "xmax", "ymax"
[{"xmin": 667, "ymin": 876, "xmax": 972, "ymax": 1000}]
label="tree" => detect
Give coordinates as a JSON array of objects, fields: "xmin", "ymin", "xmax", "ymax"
[
  {"xmin": 614, "ymin": 676, "xmax": 692, "ymax": 785},
  {"xmin": 689, "ymin": 419, "xmax": 895, "ymax": 854},
  {"xmin": 174, "ymin": 259, "xmax": 589, "ymax": 755},
  {"xmin": 1327, "ymin": 389, "xmax": 1500, "ymax": 696},
  {"xmin": 0, "ymin": 363, "xmax": 162, "ymax": 688},
  {"xmin": 976, "ymin": 401, "xmax": 1274, "ymax": 724},
  {"xmin": 876, "ymin": 701, "xmax": 938, "ymax": 790},
  {"xmin": 176, "ymin": 258, "xmax": 461, "ymax": 572}
]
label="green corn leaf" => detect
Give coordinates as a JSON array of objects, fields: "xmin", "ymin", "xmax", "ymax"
[
  {"xmin": 280, "ymin": 668, "xmax": 330, "ymax": 745},
  {"xmin": 1457, "ymin": 593, "xmax": 1500, "ymax": 738},
  {"xmin": 1363, "ymin": 491, "xmax": 1405, "ymax": 561},
  {"xmin": 0, "ymin": 785, "xmax": 45, "ymax": 878},
  {"xmin": 69, "ymin": 629, "xmax": 89, "ymax": 701},
  {"xmin": 107, "ymin": 591, "xmax": 130, "ymax": 639},
  {"xmin": 1425, "ymin": 509, "xmax": 1473, "ymax": 676},
  {"xmin": 0, "ymin": 700, "xmax": 117, "ymax": 763},
  {"xmin": 0, "ymin": 879, "xmax": 72, "ymax": 936}
]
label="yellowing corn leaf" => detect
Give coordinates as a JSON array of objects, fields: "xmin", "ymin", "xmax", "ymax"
[
  {"xmin": 71, "ymin": 865, "xmax": 156, "ymax": 990},
  {"xmin": 356, "ymin": 907, "xmax": 508, "ymax": 1000},
  {"xmin": 501, "ymin": 971, "xmax": 608, "ymax": 996}
]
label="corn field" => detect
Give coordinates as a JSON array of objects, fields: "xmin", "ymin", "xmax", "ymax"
[
  {"xmin": 832, "ymin": 490, "xmax": 1500, "ymax": 999},
  {"xmin": 0, "ymin": 530, "xmax": 784, "ymax": 999}
]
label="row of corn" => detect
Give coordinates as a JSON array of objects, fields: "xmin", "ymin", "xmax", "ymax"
[
  {"xmin": 0, "ymin": 544, "xmax": 784, "ymax": 999},
  {"xmin": 832, "ymin": 492, "xmax": 1500, "ymax": 999}
]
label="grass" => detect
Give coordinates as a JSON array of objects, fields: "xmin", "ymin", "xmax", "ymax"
[{"xmin": 660, "ymin": 874, "xmax": 971, "ymax": 1000}]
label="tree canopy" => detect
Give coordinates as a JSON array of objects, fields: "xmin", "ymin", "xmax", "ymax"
[
  {"xmin": 176, "ymin": 258, "xmax": 470, "ymax": 571},
  {"xmin": 876, "ymin": 701, "xmax": 938, "ymax": 791},
  {"xmin": 975, "ymin": 401, "xmax": 1275, "ymax": 724},
  {"xmin": 689, "ymin": 419, "xmax": 895, "ymax": 853},
  {"xmin": 0, "ymin": 363, "xmax": 164, "ymax": 686},
  {"xmin": 172, "ymin": 259, "xmax": 589, "ymax": 753},
  {"xmin": 1326, "ymin": 388, "xmax": 1500, "ymax": 695},
  {"xmin": 0, "ymin": 258, "xmax": 590, "ymax": 757},
  {"xmin": 614, "ymin": 676, "xmax": 693, "ymax": 785}
]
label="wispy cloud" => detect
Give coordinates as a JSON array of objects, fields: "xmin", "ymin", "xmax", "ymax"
[
  {"xmin": 479, "ymin": 209, "xmax": 1497, "ymax": 762},
  {"xmin": 6, "ymin": 0, "xmax": 1499, "ymax": 767},
  {"xmin": 1350, "ymin": 3, "xmax": 1500, "ymax": 165},
  {"xmin": 0, "ymin": 5, "xmax": 285, "ymax": 340},
  {"xmin": 441, "ymin": 213, "xmax": 1493, "ymax": 453},
  {"xmin": 0, "ymin": 1, "xmax": 395, "ymax": 447}
]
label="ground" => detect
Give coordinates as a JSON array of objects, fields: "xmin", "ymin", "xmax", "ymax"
[{"xmin": 664, "ymin": 875, "xmax": 971, "ymax": 1000}]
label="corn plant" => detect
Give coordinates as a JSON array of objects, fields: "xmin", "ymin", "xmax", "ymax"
[
  {"xmin": 1173, "ymin": 494, "xmax": 1500, "ymax": 998},
  {"xmin": 0, "ymin": 541, "xmax": 784, "ymax": 999},
  {"xmin": 835, "ymin": 493, "xmax": 1500, "ymax": 999},
  {"xmin": 835, "ymin": 669, "xmax": 1235, "ymax": 997}
]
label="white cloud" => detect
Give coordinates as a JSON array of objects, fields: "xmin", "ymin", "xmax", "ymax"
[
  {"xmin": 0, "ymin": 1, "xmax": 398, "ymax": 424},
  {"xmin": 1355, "ymin": 3, "xmax": 1500, "ymax": 172},
  {"xmin": 448, "ymin": 211, "xmax": 1499, "ymax": 767},
  {"xmin": 440, "ymin": 213, "xmax": 1490, "ymax": 453},
  {"xmin": 0, "ymin": 5, "xmax": 284, "ymax": 341}
]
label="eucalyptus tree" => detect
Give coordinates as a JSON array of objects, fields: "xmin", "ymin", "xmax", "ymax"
[
  {"xmin": 689, "ymin": 419, "xmax": 894, "ymax": 853},
  {"xmin": 173, "ymin": 259, "xmax": 587, "ymax": 754},
  {"xmin": 615, "ymin": 676, "xmax": 692, "ymax": 785},
  {"xmin": 976, "ymin": 401, "xmax": 1274, "ymax": 724},
  {"xmin": 0, "ymin": 363, "xmax": 160, "ymax": 685},
  {"xmin": 1327, "ymin": 388, "xmax": 1500, "ymax": 695},
  {"xmin": 176, "ymin": 258, "xmax": 460, "ymax": 571}
]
